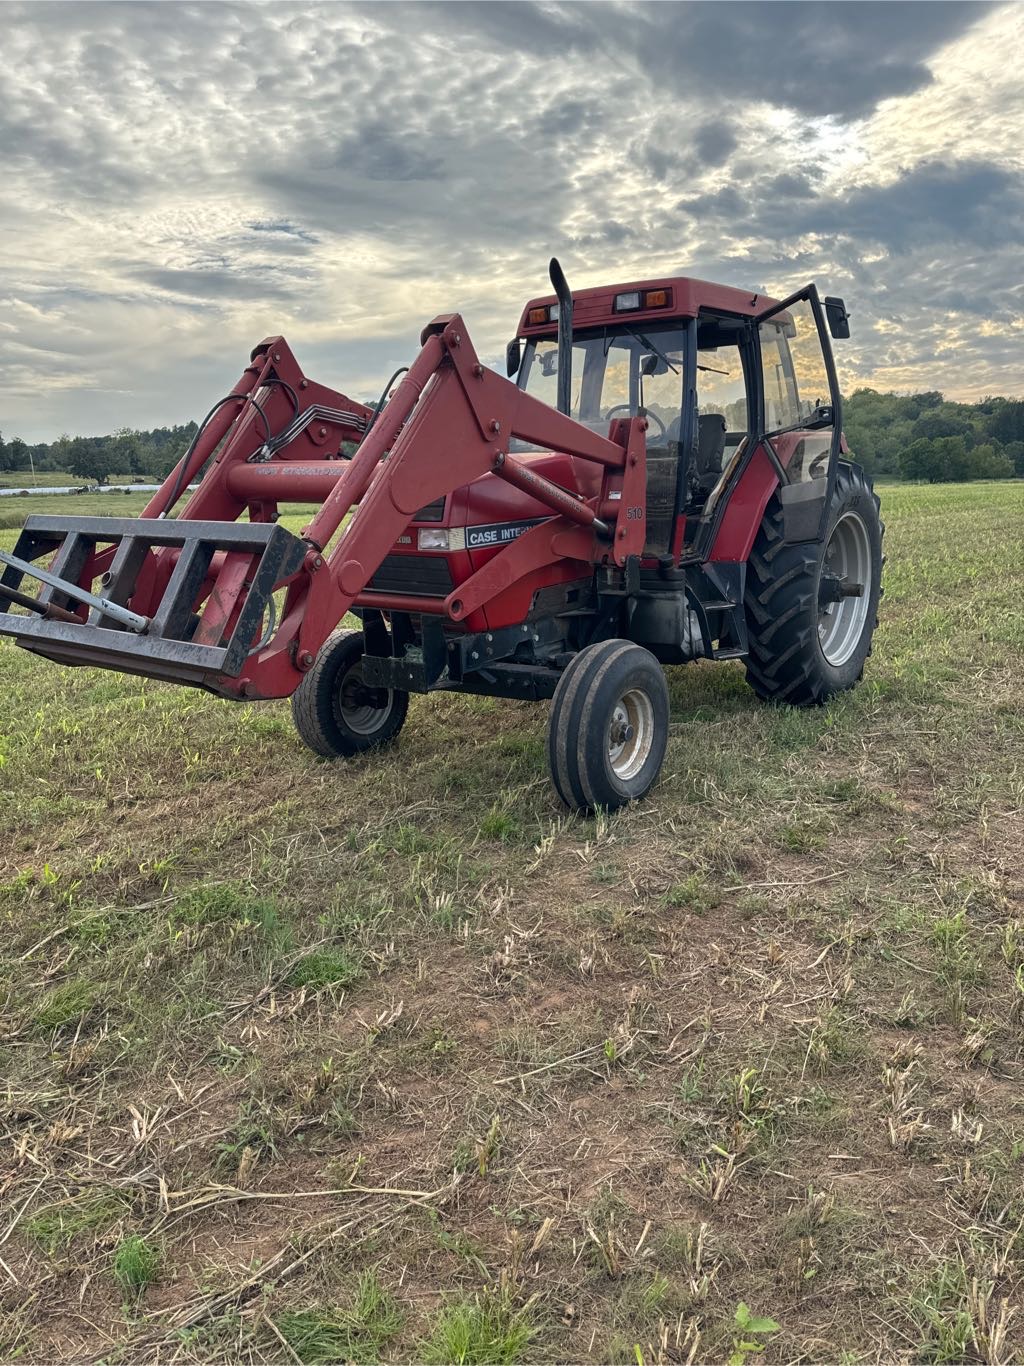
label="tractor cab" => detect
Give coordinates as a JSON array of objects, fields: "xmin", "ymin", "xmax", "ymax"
[
  {"xmin": 512, "ymin": 318, "xmax": 687, "ymax": 556},
  {"xmin": 511, "ymin": 275, "xmax": 849, "ymax": 561}
]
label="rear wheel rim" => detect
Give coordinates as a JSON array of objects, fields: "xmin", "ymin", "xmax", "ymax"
[
  {"xmin": 818, "ymin": 510, "xmax": 872, "ymax": 667},
  {"xmin": 607, "ymin": 688, "xmax": 655, "ymax": 781},
  {"xmin": 337, "ymin": 660, "xmax": 394, "ymax": 735}
]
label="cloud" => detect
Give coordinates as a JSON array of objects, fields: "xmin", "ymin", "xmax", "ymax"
[
  {"xmin": 810, "ymin": 161, "xmax": 1024, "ymax": 253},
  {"xmin": 0, "ymin": 0, "xmax": 1019, "ymax": 440},
  {"xmin": 673, "ymin": 158, "xmax": 1024, "ymax": 260},
  {"xmin": 130, "ymin": 266, "xmax": 307, "ymax": 303},
  {"xmin": 693, "ymin": 122, "xmax": 738, "ymax": 169},
  {"xmin": 422, "ymin": 1, "xmax": 991, "ymax": 119},
  {"xmin": 651, "ymin": 1, "xmax": 992, "ymax": 118}
]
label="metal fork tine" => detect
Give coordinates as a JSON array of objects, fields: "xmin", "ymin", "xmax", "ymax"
[
  {"xmin": 150, "ymin": 540, "xmax": 215, "ymax": 639},
  {"xmin": 35, "ymin": 533, "xmax": 88, "ymax": 608},
  {"xmin": 88, "ymin": 537, "xmax": 151, "ymax": 627}
]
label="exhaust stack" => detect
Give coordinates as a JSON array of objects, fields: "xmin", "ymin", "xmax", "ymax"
[{"xmin": 548, "ymin": 257, "xmax": 573, "ymax": 416}]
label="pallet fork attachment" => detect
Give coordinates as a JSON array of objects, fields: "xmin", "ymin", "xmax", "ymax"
[
  {"xmin": 0, "ymin": 316, "xmax": 648, "ymax": 698},
  {"xmin": 1, "ymin": 547, "xmax": 150, "ymax": 631}
]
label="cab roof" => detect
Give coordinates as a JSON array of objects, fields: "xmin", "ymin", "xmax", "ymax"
[{"xmin": 516, "ymin": 275, "xmax": 782, "ymax": 337}]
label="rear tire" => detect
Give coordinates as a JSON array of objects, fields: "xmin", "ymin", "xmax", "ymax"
[
  {"xmin": 291, "ymin": 629, "xmax": 408, "ymax": 758},
  {"xmin": 548, "ymin": 640, "xmax": 670, "ymax": 813},
  {"xmin": 744, "ymin": 461, "xmax": 883, "ymax": 706}
]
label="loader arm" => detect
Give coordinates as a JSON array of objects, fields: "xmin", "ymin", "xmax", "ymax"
[{"xmin": 0, "ymin": 316, "xmax": 648, "ymax": 700}]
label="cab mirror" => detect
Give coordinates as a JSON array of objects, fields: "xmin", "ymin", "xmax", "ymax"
[
  {"xmin": 805, "ymin": 403, "xmax": 834, "ymax": 430},
  {"xmin": 824, "ymin": 297, "xmax": 850, "ymax": 340},
  {"xmin": 506, "ymin": 338, "xmax": 521, "ymax": 377}
]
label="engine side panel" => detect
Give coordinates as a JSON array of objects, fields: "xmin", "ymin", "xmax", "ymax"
[{"xmin": 361, "ymin": 452, "xmax": 599, "ymax": 632}]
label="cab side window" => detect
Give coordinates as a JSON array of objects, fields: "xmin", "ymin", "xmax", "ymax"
[
  {"xmin": 686, "ymin": 315, "xmax": 754, "ymax": 506},
  {"xmin": 758, "ymin": 299, "xmax": 835, "ymax": 482},
  {"xmin": 759, "ymin": 323, "xmax": 801, "ymax": 431},
  {"xmin": 697, "ymin": 346, "xmax": 748, "ymax": 433},
  {"xmin": 758, "ymin": 300, "xmax": 831, "ymax": 434}
]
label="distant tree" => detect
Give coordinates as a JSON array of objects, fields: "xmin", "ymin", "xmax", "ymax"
[
  {"xmin": 842, "ymin": 424, "xmax": 876, "ymax": 476},
  {"xmin": 901, "ymin": 438, "xmax": 935, "ymax": 482},
  {"xmin": 111, "ymin": 428, "xmax": 143, "ymax": 475},
  {"xmin": 52, "ymin": 434, "xmax": 72, "ymax": 470},
  {"xmin": 989, "ymin": 401, "xmax": 1024, "ymax": 446},
  {"xmin": 901, "ymin": 391, "xmax": 943, "ymax": 421},
  {"xmin": 15, "ymin": 390, "xmax": 1020, "ymax": 490},
  {"xmin": 901, "ymin": 435, "xmax": 970, "ymax": 482},
  {"xmin": 911, "ymin": 408, "xmax": 970, "ymax": 442},
  {"xmin": 966, "ymin": 443, "xmax": 1014, "ymax": 480},
  {"xmin": 0, "ymin": 433, "xmax": 29, "ymax": 474},
  {"xmin": 844, "ymin": 389, "xmax": 1024, "ymax": 483},
  {"xmin": 1003, "ymin": 441, "xmax": 1024, "ymax": 477},
  {"xmin": 67, "ymin": 436, "xmax": 115, "ymax": 484},
  {"xmin": 7, "ymin": 437, "xmax": 30, "ymax": 471}
]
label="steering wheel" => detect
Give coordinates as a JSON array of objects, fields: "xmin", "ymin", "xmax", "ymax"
[{"xmin": 604, "ymin": 405, "xmax": 667, "ymax": 440}]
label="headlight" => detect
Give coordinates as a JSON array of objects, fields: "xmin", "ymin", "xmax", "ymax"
[{"xmin": 417, "ymin": 527, "xmax": 466, "ymax": 551}]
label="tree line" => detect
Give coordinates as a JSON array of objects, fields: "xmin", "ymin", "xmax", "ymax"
[
  {"xmin": 0, "ymin": 424, "xmax": 199, "ymax": 483},
  {"xmin": 842, "ymin": 391, "xmax": 1024, "ymax": 483},
  {"xmin": 1, "ymin": 392, "xmax": 1022, "ymax": 485}
]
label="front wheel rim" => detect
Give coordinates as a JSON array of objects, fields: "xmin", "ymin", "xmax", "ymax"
[
  {"xmin": 607, "ymin": 688, "xmax": 655, "ymax": 781},
  {"xmin": 337, "ymin": 660, "xmax": 394, "ymax": 735},
  {"xmin": 818, "ymin": 510, "xmax": 872, "ymax": 667}
]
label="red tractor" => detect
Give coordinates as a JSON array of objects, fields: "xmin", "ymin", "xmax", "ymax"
[{"xmin": 0, "ymin": 262, "xmax": 882, "ymax": 812}]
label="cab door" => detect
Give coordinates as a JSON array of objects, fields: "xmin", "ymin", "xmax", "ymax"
[{"xmin": 753, "ymin": 285, "xmax": 842, "ymax": 543}]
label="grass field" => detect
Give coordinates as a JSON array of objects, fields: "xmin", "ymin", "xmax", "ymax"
[
  {"xmin": 1, "ymin": 482, "xmax": 1023, "ymax": 1363},
  {"xmin": 0, "ymin": 492, "xmax": 146, "ymax": 535},
  {"xmin": 0, "ymin": 472, "xmax": 144, "ymax": 491},
  {"xmin": 0, "ymin": 472, "xmax": 90, "ymax": 490}
]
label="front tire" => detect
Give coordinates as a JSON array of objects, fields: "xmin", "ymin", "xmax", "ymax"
[
  {"xmin": 548, "ymin": 640, "xmax": 670, "ymax": 813},
  {"xmin": 291, "ymin": 630, "xmax": 409, "ymax": 758},
  {"xmin": 744, "ymin": 461, "xmax": 883, "ymax": 706}
]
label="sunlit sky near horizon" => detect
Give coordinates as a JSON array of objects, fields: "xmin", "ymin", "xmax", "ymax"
[{"xmin": 1, "ymin": 0, "xmax": 1022, "ymax": 442}]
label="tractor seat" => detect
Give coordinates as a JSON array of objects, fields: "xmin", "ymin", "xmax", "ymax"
[{"xmin": 694, "ymin": 413, "xmax": 727, "ymax": 489}]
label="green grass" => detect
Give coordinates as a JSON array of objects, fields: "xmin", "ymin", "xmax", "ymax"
[
  {"xmin": 899, "ymin": 1253, "xmax": 998, "ymax": 1363},
  {"xmin": 25, "ymin": 1196, "xmax": 125, "ymax": 1256},
  {"xmin": 419, "ymin": 1292, "xmax": 535, "ymax": 1365},
  {"xmin": 112, "ymin": 1235, "xmax": 160, "ymax": 1297},
  {"xmin": 273, "ymin": 1273, "xmax": 403, "ymax": 1363},
  {"xmin": 287, "ymin": 947, "xmax": 362, "ymax": 989},
  {"xmin": 2, "ymin": 480, "xmax": 1024, "ymax": 1361},
  {"xmin": 0, "ymin": 488, "xmax": 150, "ymax": 531},
  {"xmin": 0, "ymin": 469, "xmax": 156, "ymax": 489},
  {"xmin": 0, "ymin": 470, "xmax": 99, "ymax": 489},
  {"xmin": 32, "ymin": 976, "xmax": 103, "ymax": 1031}
]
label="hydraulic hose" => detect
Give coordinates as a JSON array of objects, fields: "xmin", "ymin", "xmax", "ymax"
[{"xmin": 159, "ymin": 391, "xmax": 272, "ymax": 518}]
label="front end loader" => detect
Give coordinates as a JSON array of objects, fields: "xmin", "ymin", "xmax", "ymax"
[{"xmin": 0, "ymin": 262, "xmax": 883, "ymax": 811}]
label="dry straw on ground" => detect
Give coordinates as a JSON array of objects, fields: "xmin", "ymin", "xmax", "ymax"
[{"xmin": 1, "ymin": 481, "xmax": 1023, "ymax": 1362}]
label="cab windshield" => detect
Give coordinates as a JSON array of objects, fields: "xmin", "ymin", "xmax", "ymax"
[{"xmin": 516, "ymin": 324, "xmax": 686, "ymax": 447}]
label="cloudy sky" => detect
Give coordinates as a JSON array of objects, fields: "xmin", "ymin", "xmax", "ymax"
[{"xmin": 2, "ymin": 0, "xmax": 1022, "ymax": 442}]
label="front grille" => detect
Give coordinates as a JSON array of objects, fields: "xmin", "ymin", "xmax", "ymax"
[{"xmin": 368, "ymin": 553, "xmax": 454, "ymax": 596}]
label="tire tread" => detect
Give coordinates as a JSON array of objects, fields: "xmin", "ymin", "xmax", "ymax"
[
  {"xmin": 291, "ymin": 630, "xmax": 408, "ymax": 757},
  {"xmin": 548, "ymin": 640, "xmax": 669, "ymax": 813},
  {"xmin": 743, "ymin": 462, "xmax": 883, "ymax": 707}
]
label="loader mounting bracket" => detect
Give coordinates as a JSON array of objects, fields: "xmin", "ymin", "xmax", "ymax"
[{"xmin": 360, "ymin": 617, "xmax": 566, "ymax": 695}]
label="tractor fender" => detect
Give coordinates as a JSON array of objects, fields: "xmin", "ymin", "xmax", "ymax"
[{"xmin": 707, "ymin": 444, "xmax": 779, "ymax": 563}]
